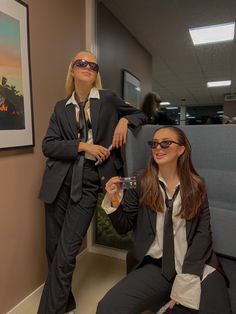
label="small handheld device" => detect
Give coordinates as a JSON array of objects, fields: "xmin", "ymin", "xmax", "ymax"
[{"xmin": 120, "ymin": 176, "xmax": 137, "ymax": 189}]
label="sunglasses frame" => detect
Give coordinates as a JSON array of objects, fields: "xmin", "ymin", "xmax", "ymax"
[
  {"xmin": 148, "ymin": 139, "xmax": 181, "ymax": 149},
  {"xmin": 72, "ymin": 59, "xmax": 99, "ymax": 72}
]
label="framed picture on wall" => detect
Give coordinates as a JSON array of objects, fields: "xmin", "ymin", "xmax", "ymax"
[
  {"xmin": 122, "ymin": 69, "xmax": 141, "ymax": 108},
  {"xmin": 0, "ymin": 0, "xmax": 34, "ymax": 150}
]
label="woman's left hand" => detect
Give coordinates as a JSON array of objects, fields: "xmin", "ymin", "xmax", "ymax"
[{"xmin": 112, "ymin": 118, "xmax": 128, "ymax": 148}]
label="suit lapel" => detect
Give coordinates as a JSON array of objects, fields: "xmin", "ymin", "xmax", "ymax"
[
  {"xmin": 65, "ymin": 104, "xmax": 77, "ymax": 138},
  {"xmin": 186, "ymin": 219, "xmax": 193, "ymax": 239},
  {"xmin": 147, "ymin": 206, "xmax": 157, "ymax": 234},
  {"xmin": 90, "ymin": 98, "xmax": 101, "ymax": 141}
]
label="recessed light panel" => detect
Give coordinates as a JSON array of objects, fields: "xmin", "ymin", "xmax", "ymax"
[
  {"xmin": 207, "ymin": 80, "xmax": 231, "ymax": 87},
  {"xmin": 160, "ymin": 102, "xmax": 170, "ymax": 106},
  {"xmin": 189, "ymin": 22, "xmax": 235, "ymax": 45}
]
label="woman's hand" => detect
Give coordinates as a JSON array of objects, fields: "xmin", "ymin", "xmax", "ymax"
[
  {"xmin": 105, "ymin": 176, "xmax": 122, "ymax": 207},
  {"xmin": 168, "ymin": 299, "xmax": 178, "ymax": 309},
  {"xmin": 79, "ymin": 142, "xmax": 110, "ymax": 164},
  {"xmin": 157, "ymin": 299, "xmax": 178, "ymax": 314},
  {"xmin": 112, "ymin": 118, "xmax": 129, "ymax": 148}
]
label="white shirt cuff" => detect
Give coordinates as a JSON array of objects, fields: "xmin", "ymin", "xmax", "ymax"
[
  {"xmin": 170, "ymin": 273, "xmax": 201, "ymax": 310},
  {"xmin": 101, "ymin": 191, "xmax": 123, "ymax": 214},
  {"xmin": 202, "ymin": 264, "xmax": 215, "ymax": 281}
]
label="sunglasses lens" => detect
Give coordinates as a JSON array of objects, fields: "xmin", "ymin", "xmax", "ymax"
[
  {"xmin": 73, "ymin": 59, "xmax": 87, "ymax": 68},
  {"xmin": 74, "ymin": 59, "xmax": 99, "ymax": 72},
  {"xmin": 79, "ymin": 59, "xmax": 88, "ymax": 68},
  {"xmin": 90, "ymin": 63, "xmax": 99, "ymax": 72},
  {"xmin": 148, "ymin": 140, "xmax": 173, "ymax": 149},
  {"xmin": 148, "ymin": 141, "xmax": 157, "ymax": 149},
  {"xmin": 160, "ymin": 141, "xmax": 171, "ymax": 148}
]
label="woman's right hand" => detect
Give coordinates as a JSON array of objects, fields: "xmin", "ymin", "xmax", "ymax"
[
  {"xmin": 79, "ymin": 142, "xmax": 110, "ymax": 164},
  {"xmin": 105, "ymin": 176, "xmax": 122, "ymax": 207}
]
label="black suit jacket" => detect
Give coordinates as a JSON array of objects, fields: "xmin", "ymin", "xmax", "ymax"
[
  {"xmin": 39, "ymin": 89, "xmax": 147, "ymax": 203},
  {"xmin": 109, "ymin": 177, "xmax": 228, "ymax": 285}
]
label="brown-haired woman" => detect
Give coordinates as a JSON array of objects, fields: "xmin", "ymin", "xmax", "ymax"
[{"xmin": 97, "ymin": 126, "xmax": 232, "ymax": 314}]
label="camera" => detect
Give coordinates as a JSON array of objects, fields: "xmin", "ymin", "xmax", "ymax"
[{"xmin": 120, "ymin": 176, "xmax": 137, "ymax": 189}]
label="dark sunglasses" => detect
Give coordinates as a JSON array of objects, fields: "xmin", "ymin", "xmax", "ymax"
[
  {"xmin": 148, "ymin": 140, "xmax": 181, "ymax": 149},
  {"xmin": 72, "ymin": 59, "xmax": 99, "ymax": 72}
]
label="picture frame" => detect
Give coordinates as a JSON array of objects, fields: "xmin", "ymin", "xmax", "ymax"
[
  {"xmin": 0, "ymin": 0, "xmax": 34, "ymax": 150},
  {"xmin": 122, "ymin": 69, "xmax": 141, "ymax": 108}
]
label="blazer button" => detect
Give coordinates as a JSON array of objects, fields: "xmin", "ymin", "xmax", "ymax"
[{"xmin": 101, "ymin": 176, "xmax": 105, "ymax": 181}]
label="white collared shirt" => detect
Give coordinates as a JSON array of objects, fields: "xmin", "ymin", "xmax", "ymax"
[
  {"xmin": 65, "ymin": 87, "xmax": 100, "ymax": 160},
  {"xmin": 146, "ymin": 174, "xmax": 187, "ymax": 274}
]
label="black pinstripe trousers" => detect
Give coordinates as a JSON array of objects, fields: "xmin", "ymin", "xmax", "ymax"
[
  {"xmin": 96, "ymin": 256, "xmax": 232, "ymax": 314},
  {"xmin": 38, "ymin": 160, "xmax": 100, "ymax": 314}
]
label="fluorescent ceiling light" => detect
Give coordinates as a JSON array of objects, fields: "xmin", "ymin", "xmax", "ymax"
[
  {"xmin": 189, "ymin": 22, "xmax": 235, "ymax": 45},
  {"xmin": 160, "ymin": 102, "xmax": 170, "ymax": 106},
  {"xmin": 166, "ymin": 106, "xmax": 178, "ymax": 110},
  {"xmin": 207, "ymin": 80, "xmax": 231, "ymax": 87}
]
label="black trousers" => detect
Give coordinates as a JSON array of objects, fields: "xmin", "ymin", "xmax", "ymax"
[
  {"xmin": 96, "ymin": 256, "xmax": 232, "ymax": 314},
  {"xmin": 38, "ymin": 160, "xmax": 101, "ymax": 314}
]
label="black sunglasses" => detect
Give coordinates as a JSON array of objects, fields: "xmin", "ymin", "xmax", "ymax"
[
  {"xmin": 72, "ymin": 59, "xmax": 99, "ymax": 72},
  {"xmin": 148, "ymin": 140, "xmax": 181, "ymax": 149}
]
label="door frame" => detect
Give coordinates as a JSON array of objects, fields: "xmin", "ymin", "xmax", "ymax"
[{"xmin": 85, "ymin": 0, "xmax": 126, "ymax": 260}]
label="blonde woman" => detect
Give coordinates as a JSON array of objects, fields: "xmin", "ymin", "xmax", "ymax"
[{"xmin": 38, "ymin": 51, "xmax": 147, "ymax": 314}]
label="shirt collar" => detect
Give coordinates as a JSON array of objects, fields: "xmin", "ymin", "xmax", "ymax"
[
  {"xmin": 65, "ymin": 87, "xmax": 100, "ymax": 107},
  {"xmin": 158, "ymin": 173, "xmax": 167, "ymax": 187},
  {"xmin": 158, "ymin": 173, "xmax": 180, "ymax": 191}
]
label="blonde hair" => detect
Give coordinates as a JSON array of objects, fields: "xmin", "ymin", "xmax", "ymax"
[{"xmin": 65, "ymin": 51, "xmax": 102, "ymax": 97}]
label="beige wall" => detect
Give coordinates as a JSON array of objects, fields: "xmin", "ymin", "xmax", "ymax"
[
  {"xmin": 0, "ymin": 0, "xmax": 85, "ymax": 312},
  {"xmin": 97, "ymin": 3, "xmax": 152, "ymax": 106}
]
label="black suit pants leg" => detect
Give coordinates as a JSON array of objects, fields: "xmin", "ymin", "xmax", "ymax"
[
  {"xmin": 43, "ymin": 165, "xmax": 76, "ymax": 313},
  {"xmin": 38, "ymin": 161, "xmax": 100, "ymax": 314},
  {"xmin": 96, "ymin": 262, "xmax": 172, "ymax": 314},
  {"xmin": 199, "ymin": 270, "xmax": 232, "ymax": 314}
]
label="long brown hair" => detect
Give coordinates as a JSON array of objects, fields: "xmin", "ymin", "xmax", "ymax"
[
  {"xmin": 140, "ymin": 126, "xmax": 207, "ymax": 220},
  {"xmin": 141, "ymin": 92, "xmax": 161, "ymax": 122}
]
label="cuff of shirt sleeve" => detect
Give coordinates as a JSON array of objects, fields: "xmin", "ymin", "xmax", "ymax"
[
  {"xmin": 170, "ymin": 273, "xmax": 201, "ymax": 310},
  {"xmin": 101, "ymin": 192, "xmax": 123, "ymax": 214}
]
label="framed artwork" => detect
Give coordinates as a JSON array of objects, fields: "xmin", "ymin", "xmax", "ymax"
[
  {"xmin": 122, "ymin": 69, "xmax": 141, "ymax": 108},
  {"xmin": 0, "ymin": 0, "xmax": 34, "ymax": 149}
]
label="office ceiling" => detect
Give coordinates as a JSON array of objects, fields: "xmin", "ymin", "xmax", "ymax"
[{"xmin": 100, "ymin": 0, "xmax": 236, "ymax": 106}]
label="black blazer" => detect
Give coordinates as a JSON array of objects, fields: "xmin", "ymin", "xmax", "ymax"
[
  {"xmin": 108, "ymin": 177, "xmax": 228, "ymax": 285},
  {"xmin": 39, "ymin": 89, "xmax": 147, "ymax": 204}
]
